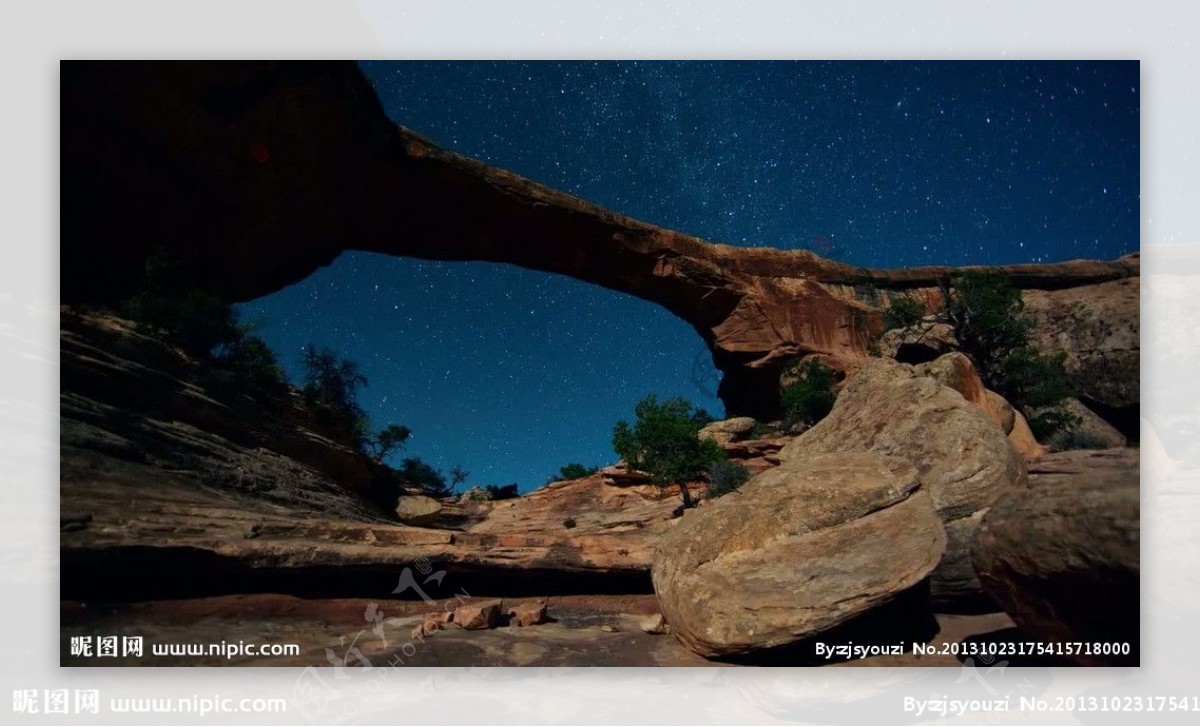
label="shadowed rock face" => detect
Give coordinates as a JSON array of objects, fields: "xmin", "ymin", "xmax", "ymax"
[
  {"xmin": 61, "ymin": 61, "xmax": 1139, "ymax": 419},
  {"xmin": 1023, "ymin": 277, "xmax": 1140, "ymax": 437},
  {"xmin": 972, "ymin": 449, "xmax": 1140, "ymax": 665}
]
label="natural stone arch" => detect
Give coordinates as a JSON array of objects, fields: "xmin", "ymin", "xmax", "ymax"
[{"xmin": 61, "ymin": 61, "xmax": 1139, "ymax": 419}]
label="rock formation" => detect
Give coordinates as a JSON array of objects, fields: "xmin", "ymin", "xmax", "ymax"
[
  {"xmin": 454, "ymin": 601, "xmax": 503, "ymax": 630},
  {"xmin": 59, "ymin": 311, "xmax": 696, "ymax": 600},
  {"xmin": 1038, "ymin": 397, "xmax": 1128, "ymax": 451},
  {"xmin": 778, "ymin": 357, "xmax": 1026, "ymax": 608},
  {"xmin": 652, "ymin": 452, "xmax": 945, "ymax": 658},
  {"xmin": 66, "ymin": 312, "xmax": 831, "ymax": 604},
  {"xmin": 60, "ymin": 309, "xmax": 381, "ymax": 521},
  {"xmin": 880, "ymin": 322, "xmax": 959, "ymax": 363},
  {"xmin": 394, "ymin": 494, "xmax": 443, "ymax": 527},
  {"xmin": 912, "ymin": 352, "xmax": 1047, "ymax": 460},
  {"xmin": 972, "ymin": 449, "xmax": 1140, "ymax": 665},
  {"xmin": 1023, "ymin": 277, "xmax": 1140, "ymax": 435},
  {"xmin": 61, "ymin": 61, "xmax": 1139, "ymax": 420},
  {"xmin": 697, "ymin": 417, "xmax": 759, "ymax": 446},
  {"xmin": 639, "ymin": 613, "xmax": 669, "ymax": 635},
  {"xmin": 508, "ymin": 601, "xmax": 549, "ymax": 627}
]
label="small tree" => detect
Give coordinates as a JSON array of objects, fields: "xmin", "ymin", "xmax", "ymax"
[
  {"xmin": 364, "ymin": 424, "xmax": 412, "ymax": 462},
  {"xmin": 883, "ymin": 294, "xmax": 926, "ymax": 330},
  {"xmin": 111, "ymin": 257, "xmax": 289, "ymax": 403},
  {"xmin": 397, "ymin": 457, "xmax": 451, "ymax": 498},
  {"xmin": 612, "ymin": 394, "xmax": 724, "ymax": 509},
  {"xmin": 300, "ymin": 345, "xmax": 368, "ymax": 418},
  {"xmin": 943, "ymin": 272, "xmax": 1032, "ymax": 376},
  {"xmin": 298, "ymin": 345, "xmax": 421, "ymax": 463},
  {"xmin": 943, "ymin": 271, "xmax": 1078, "ymax": 439},
  {"xmin": 449, "ymin": 465, "xmax": 470, "ymax": 491},
  {"xmin": 780, "ymin": 359, "xmax": 837, "ymax": 432}
]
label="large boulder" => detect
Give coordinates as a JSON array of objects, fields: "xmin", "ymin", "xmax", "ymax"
[
  {"xmin": 1040, "ymin": 397, "xmax": 1127, "ymax": 451},
  {"xmin": 972, "ymin": 449, "xmax": 1139, "ymax": 665},
  {"xmin": 394, "ymin": 495, "xmax": 443, "ymax": 526},
  {"xmin": 697, "ymin": 417, "xmax": 758, "ymax": 446},
  {"xmin": 1023, "ymin": 277, "xmax": 1140, "ymax": 414},
  {"xmin": 652, "ymin": 452, "xmax": 946, "ymax": 658},
  {"xmin": 454, "ymin": 600, "xmax": 502, "ymax": 630},
  {"xmin": 778, "ymin": 357, "xmax": 1026, "ymax": 608},
  {"xmin": 983, "ymin": 390, "xmax": 1016, "ymax": 434},
  {"xmin": 912, "ymin": 352, "xmax": 1047, "ymax": 460},
  {"xmin": 913, "ymin": 352, "xmax": 987, "ymax": 407},
  {"xmin": 1006, "ymin": 409, "xmax": 1048, "ymax": 461}
]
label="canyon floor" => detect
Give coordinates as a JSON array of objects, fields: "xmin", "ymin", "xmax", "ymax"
[{"xmin": 61, "ymin": 594, "xmax": 1025, "ymax": 668}]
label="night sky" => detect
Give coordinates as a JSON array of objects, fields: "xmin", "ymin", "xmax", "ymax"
[{"xmin": 239, "ymin": 61, "xmax": 1139, "ymax": 492}]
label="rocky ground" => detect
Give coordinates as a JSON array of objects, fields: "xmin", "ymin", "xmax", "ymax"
[{"xmin": 61, "ymin": 593, "xmax": 1023, "ymax": 667}]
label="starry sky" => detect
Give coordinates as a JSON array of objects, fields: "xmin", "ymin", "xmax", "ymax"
[{"xmin": 239, "ymin": 61, "xmax": 1139, "ymax": 492}]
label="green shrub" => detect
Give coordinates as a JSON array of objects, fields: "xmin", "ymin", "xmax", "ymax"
[
  {"xmin": 612, "ymin": 394, "xmax": 725, "ymax": 508},
  {"xmin": 943, "ymin": 272, "xmax": 1077, "ymax": 439},
  {"xmin": 461, "ymin": 485, "xmax": 491, "ymax": 502},
  {"xmin": 944, "ymin": 272, "xmax": 1033, "ymax": 373},
  {"xmin": 1028, "ymin": 405, "xmax": 1082, "ymax": 442},
  {"xmin": 396, "ymin": 457, "xmax": 451, "ymax": 498},
  {"xmin": 205, "ymin": 330, "xmax": 290, "ymax": 401},
  {"xmin": 551, "ymin": 463, "xmax": 599, "ymax": 482},
  {"xmin": 484, "ymin": 483, "xmax": 520, "ymax": 500},
  {"xmin": 117, "ymin": 289, "xmax": 241, "ymax": 359},
  {"xmin": 883, "ymin": 295, "xmax": 926, "ymax": 330},
  {"xmin": 112, "ymin": 275, "xmax": 288, "ymax": 402},
  {"xmin": 111, "ymin": 248, "xmax": 242, "ymax": 360},
  {"xmin": 996, "ymin": 347, "xmax": 1075, "ymax": 410},
  {"xmin": 705, "ymin": 460, "xmax": 751, "ymax": 499},
  {"xmin": 780, "ymin": 359, "xmax": 836, "ymax": 432}
]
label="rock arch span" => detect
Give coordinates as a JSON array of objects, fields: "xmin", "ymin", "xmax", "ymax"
[{"xmin": 61, "ymin": 61, "xmax": 1138, "ymax": 418}]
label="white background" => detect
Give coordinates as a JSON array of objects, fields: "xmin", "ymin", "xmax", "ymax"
[{"xmin": 1, "ymin": 1, "xmax": 1195, "ymax": 724}]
